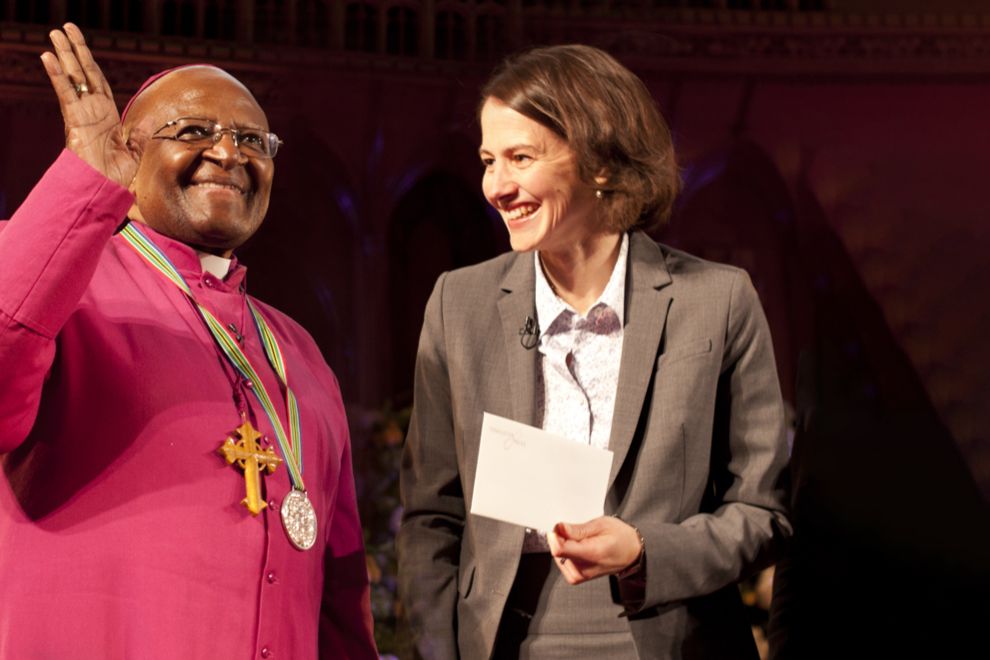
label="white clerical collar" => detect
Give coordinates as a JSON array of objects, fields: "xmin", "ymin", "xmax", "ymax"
[
  {"xmin": 534, "ymin": 232, "xmax": 629, "ymax": 331},
  {"xmin": 198, "ymin": 251, "xmax": 233, "ymax": 279}
]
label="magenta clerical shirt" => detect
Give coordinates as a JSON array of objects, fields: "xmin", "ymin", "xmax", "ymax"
[{"xmin": 0, "ymin": 151, "xmax": 377, "ymax": 659}]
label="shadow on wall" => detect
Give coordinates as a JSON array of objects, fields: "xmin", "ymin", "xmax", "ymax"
[
  {"xmin": 768, "ymin": 167, "xmax": 990, "ymax": 658},
  {"xmin": 663, "ymin": 140, "xmax": 990, "ymax": 657},
  {"xmin": 659, "ymin": 139, "xmax": 811, "ymax": 407},
  {"xmin": 238, "ymin": 121, "xmax": 358, "ymax": 394},
  {"xmin": 387, "ymin": 169, "xmax": 507, "ymax": 405}
]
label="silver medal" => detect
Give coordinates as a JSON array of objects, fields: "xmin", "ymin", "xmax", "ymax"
[{"xmin": 280, "ymin": 489, "xmax": 318, "ymax": 551}]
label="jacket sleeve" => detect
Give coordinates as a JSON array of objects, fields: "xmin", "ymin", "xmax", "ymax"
[
  {"xmin": 0, "ymin": 150, "xmax": 133, "ymax": 453},
  {"xmin": 319, "ymin": 372, "xmax": 378, "ymax": 659},
  {"xmin": 397, "ymin": 272, "xmax": 463, "ymax": 660},
  {"xmin": 634, "ymin": 270, "xmax": 792, "ymax": 611}
]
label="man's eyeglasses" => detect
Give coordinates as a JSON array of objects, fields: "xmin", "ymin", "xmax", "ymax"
[{"xmin": 152, "ymin": 117, "xmax": 283, "ymax": 159}]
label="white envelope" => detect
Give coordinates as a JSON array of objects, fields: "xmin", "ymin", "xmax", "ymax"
[{"xmin": 470, "ymin": 412, "xmax": 613, "ymax": 531}]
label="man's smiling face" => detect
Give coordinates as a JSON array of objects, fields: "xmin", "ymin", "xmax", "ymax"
[{"xmin": 125, "ymin": 67, "xmax": 274, "ymax": 257}]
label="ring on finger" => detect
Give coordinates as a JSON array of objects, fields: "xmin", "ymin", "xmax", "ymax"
[
  {"xmin": 558, "ymin": 557, "xmax": 567, "ymax": 565},
  {"xmin": 74, "ymin": 82, "xmax": 89, "ymax": 95}
]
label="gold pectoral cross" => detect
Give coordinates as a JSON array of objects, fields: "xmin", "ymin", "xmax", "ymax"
[{"xmin": 218, "ymin": 418, "xmax": 283, "ymax": 515}]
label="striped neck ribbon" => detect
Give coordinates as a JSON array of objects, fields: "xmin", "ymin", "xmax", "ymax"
[{"xmin": 120, "ymin": 222, "xmax": 305, "ymax": 492}]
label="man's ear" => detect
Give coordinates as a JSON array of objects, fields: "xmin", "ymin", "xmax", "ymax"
[
  {"xmin": 125, "ymin": 130, "xmax": 148, "ymax": 166},
  {"xmin": 122, "ymin": 126, "xmax": 148, "ymax": 195},
  {"xmin": 122, "ymin": 113, "xmax": 154, "ymax": 163}
]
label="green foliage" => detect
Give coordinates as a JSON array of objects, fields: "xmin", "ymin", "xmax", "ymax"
[{"xmin": 351, "ymin": 402, "xmax": 413, "ymax": 657}]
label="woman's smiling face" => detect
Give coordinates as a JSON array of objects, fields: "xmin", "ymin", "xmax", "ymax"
[{"xmin": 479, "ymin": 97, "xmax": 601, "ymax": 255}]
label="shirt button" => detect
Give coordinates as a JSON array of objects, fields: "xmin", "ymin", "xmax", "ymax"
[
  {"xmin": 268, "ymin": 499, "xmax": 277, "ymax": 509},
  {"xmin": 260, "ymin": 648, "xmax": 272, "ymax": 658},
  {"xmin": 204, "ymin": 277, "xmax": 215, "ymax": 288},
  {"xmin": 243, "ymin": 379, "xmax": 254, "ymax": 389},
  {"xmin": 267, "ymin": 571, "xmax": 277, "ymax": 584}
]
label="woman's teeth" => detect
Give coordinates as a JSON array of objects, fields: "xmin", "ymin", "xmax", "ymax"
[{"xmin": 505, "ymin": 204, "xmax": 538, "ymax": 221}]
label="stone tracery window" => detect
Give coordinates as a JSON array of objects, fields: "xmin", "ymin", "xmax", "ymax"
[
  {"xmin": 476, "ymin": 6, "xmax": 506, "ymax": 61},
  {"xmin": 160, "ymin": 0, "xmax": 196, "ymax": 36},
  {"xmin": 435, "ymin": 5, "xmax": 468, "ymax": 59},
  {"xmin": 346, "ymin": 2, "xmax": 379, "ymax": 51},
  {"xmin": 386, "ymin": 3, "xmax": 419, "ymax": 56}
]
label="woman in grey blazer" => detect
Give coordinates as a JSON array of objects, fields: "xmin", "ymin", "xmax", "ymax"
[{"xmin": 398, "ymin": 44, "xmax": 791, "ymax": 659}]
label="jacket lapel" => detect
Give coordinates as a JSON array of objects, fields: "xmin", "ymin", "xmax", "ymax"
[
  {"xmin": 484, "ymin": 254, "xmax": 537, "ymax": 576},
  {"xmin": 607, "ymin": 232, "xmax": 673, "ymax": 493},
  {"xmin": 496, "ymin": 252, "xmax": 539, "ymax": 427}
]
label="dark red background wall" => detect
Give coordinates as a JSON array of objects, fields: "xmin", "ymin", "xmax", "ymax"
[
  {"xmin": 4, "ymin": 3, "xmax": 989, "ymax": 651},
  {"xmin": 2, "ymin": 0, "xmax": 987, "ymax": 536}
]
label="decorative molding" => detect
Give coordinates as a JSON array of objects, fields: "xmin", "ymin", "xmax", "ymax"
[
  {"xmin": 587, "ymin": 26, "xmax": 990, "ymax": 74},
  {"xmin": 0, "ymin": 55, "xmax": 279, "ymax": 109},
  {"xmin": 3, "ymin": 7, "xmax": 990, "ymax": 91}
]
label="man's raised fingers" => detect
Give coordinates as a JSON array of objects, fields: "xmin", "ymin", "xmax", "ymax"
[
  {"xmin": 63, "ymin": 23, "xmax": 109, "ymax": 96},
  {"xmin": 48, "ymin": 28, "xmax": 87, "ymax": 87},
  {"xmin": 40, "ymin": 51, "xmax": 81, "ymax": 113}
]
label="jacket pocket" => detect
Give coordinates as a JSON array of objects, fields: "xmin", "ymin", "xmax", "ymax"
[{"xmin": 658, "ymin": 337, "xmax": 712, "ymax": 366}]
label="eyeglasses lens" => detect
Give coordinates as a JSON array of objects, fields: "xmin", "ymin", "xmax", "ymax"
[{"xmin": 157, "ymin": 118, "xmax": 280, "ymax": 158}]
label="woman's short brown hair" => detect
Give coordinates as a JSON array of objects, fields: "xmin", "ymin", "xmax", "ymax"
[{"xmin": 481, "ymin": 44, "xmax": 678, "ymax": 232}]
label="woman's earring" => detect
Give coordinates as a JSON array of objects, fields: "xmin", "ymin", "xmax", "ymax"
[{"xmin": 595, "ymin": 189, "xmax": 604, "ymax": 200}]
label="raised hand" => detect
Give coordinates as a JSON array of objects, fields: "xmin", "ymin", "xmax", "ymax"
[
  {"xmin": 547, "ymin": 516, "xmax": 643, "ymax": 584},
  {"xmin": 40, "ymin": 23, "xmax": 142, "ymax": 188}
]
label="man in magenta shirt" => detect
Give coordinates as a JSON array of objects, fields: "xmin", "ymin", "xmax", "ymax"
[{"xmin": 0, "ymin": 24, "xmax": 377, "ymax": 659}]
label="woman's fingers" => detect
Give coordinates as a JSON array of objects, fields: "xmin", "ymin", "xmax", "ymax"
[
  {"xmin": 549, "ymin": 530, "xmax": 595, "ymax": 584},
  {"xmin": 548, "ymin": 517, "xmax": 642, "ymax": 584},
  {"xmin": 554, "ymin": 554, "xmax": 595, "ymax": 584}
]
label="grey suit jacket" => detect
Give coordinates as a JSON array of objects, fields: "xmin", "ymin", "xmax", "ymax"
[{"xmin": 398, "ymin": 232, "xmax": 792, "ymax": 659}]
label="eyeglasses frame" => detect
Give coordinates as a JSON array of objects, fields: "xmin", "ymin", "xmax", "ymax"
[{"xmin": 150, "ymin": 116, "xmax": 283, "ymax": 159}]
